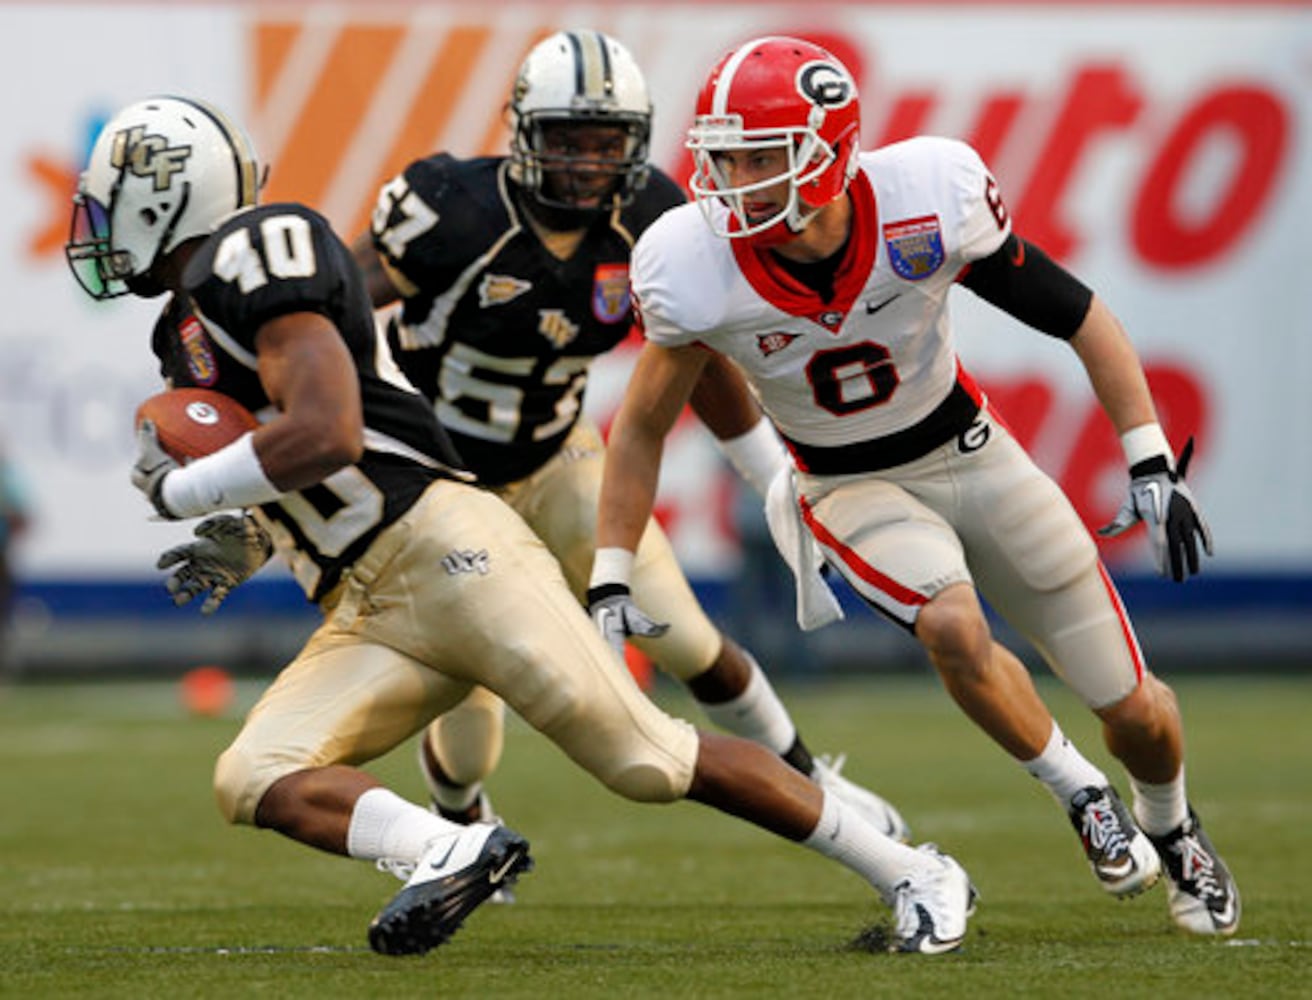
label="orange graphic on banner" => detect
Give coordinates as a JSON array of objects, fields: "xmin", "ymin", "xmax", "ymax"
[
  {"xmin": 250, "ymin": 18, "xmax": 554, "ymax": 238},
  {"xmin": 26, "ymin": 156, "xmax": 78, "ymax": 256}
]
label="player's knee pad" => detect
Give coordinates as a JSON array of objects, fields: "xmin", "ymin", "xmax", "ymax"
[
  {"xmin": 213, "ymin": 741, "xmax": 300, "ymax": 826},
  {"xmin": 596, "ymin": 757, "xmax": 688, "ymax": 803},
  {"xmin": 213, "ymin": 742, "xmax": 261, "ymax": 825}
]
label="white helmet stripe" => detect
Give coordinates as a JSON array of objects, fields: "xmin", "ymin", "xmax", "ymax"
[{"xmin": 712, "ymin": 35, "xmax": 786, "ymax": 115}]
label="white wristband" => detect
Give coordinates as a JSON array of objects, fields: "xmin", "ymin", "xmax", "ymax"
[
  {"xmin": 590, "ymin": 546, "xmax": 635, "ymax": 589},
  {"xmin": 161, "ymin": 432, "xmax": 283, "ymax": 518},
  {"xmin": 1120, "ymin": 423, "xmax": 1173, "ymax": 469},
  {"xmin": 718, "ymin": 417, "xmax": 789, "ymax": 498}
]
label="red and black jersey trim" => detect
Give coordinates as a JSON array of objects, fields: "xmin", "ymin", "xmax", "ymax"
[{"xmin": 782, "ymin": 363, "xmax": 985, "ymax": 474}]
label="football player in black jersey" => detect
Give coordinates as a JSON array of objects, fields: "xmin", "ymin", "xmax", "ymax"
[
  {"xmin": 352, "ymin": 29, "xmax": 910, "ymax": 847},
  {"xmin": 66, "ymin": 95, "xmax": 979, "ymax": 957}
]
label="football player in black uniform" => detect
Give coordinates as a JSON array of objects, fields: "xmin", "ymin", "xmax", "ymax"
[
  {"xmin": 353, "ymin": 29, "xmax": 909, "ymax": 845},
  {"xmin": 66, "ymin": 95, "xmax": 978, "ymax": 957}
]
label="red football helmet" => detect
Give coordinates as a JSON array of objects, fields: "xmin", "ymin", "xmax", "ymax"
[{"xmin": 687, "ymin": 36, "xmax": 861, "ymax": 246}]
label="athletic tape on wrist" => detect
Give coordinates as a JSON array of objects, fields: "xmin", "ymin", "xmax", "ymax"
[
  {"xmin": 1120, "ymin": 423, "xmax": 1172, "ymax": 470},
  {"xmin": 161, "ymin": 432, "xmax": 283, "ymax": 518},
  {"xmin": 590, "ymin": 546, "xmax": 635, "ymax": 589}
]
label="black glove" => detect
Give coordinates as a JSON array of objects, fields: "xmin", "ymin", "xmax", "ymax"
[
  {"xmin": 586, "ymin": 583, "xmax": 669, "ymax": 657},
  {"xmin": 1099, "ymin": 437, "xmax": 1213, "ymax": 582}
]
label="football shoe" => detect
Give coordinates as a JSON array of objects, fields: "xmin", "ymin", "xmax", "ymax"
[
  {"xmin": 889, "ymin": 844, "xmax": 977, "ymax": 955},
  {"xmin": 1148, "ymin": 808, "xmax": 1240, "ymax": 935},
  {"xmin": 367, "ymin": 823, "xmax": 532, "ymax": 956},
  {"xmin": 1068, "ymin": 785, "xmax": 1161, "ymax": 897}
]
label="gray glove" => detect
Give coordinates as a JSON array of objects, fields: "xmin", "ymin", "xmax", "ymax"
[
  {"xmin": 1099, "ymin": 437, "xmax": 1213, "ymax": 583},
  {"xmin": 157, "ymin": 513, "xmax": 273, "ymax": 614},
  {"xmin": 585, "ymin": 583, "xmax": 669, "ymax": 658},
  {"xmin": 131, "ymin": 419, "xmax": 180, "ymax": 519}
]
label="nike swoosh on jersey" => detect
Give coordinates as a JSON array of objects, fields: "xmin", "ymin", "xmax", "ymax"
[
  {"xmin": 1009, "ymin": 239, "xmax": 1026, "ymax": 267},
  {"xmin": 865, "ymin": 294, "xmax": 899, "ymax": 315}
]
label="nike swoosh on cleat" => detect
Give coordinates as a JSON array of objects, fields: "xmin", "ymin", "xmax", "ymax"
[
  {"xmin": 488, "ymin": 852, "xmax": 522, "ymax": 884},
  {"xmin": 1009, "ymin": 240, "xmax": 1026, "ymax": 267},
  {"xmin": 865, "ymin": 294, "xmax": 899, "ymax": 315},
  {"xmin": 427, "ymin": 840, "xmax": 457, "ymax": 871}
]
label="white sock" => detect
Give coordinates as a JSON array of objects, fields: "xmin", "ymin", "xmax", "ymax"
[
  {"xmin": 698, "ymin": 652, "xmax": 797, "ymax": 755},
  {"xmin": 1130, "ymin": 769, "xmax": 1188, "ymax": 835},
  {"xmin": 1022, "ymin": 721, "xmax": 1109, "ymax": 807},
  {"xmin": 802, "ymin": 789, "xmax": 927, "ymax": 900},
  {"xmin": 345, "ymin": 787, "xmax": 459, "ymax": 863}
]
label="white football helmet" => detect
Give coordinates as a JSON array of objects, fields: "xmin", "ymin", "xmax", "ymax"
[
  {"xmin": 508, "ymin": 29, "xmax": 651, "ymax": 211},
  {"xmin": 687, "ymin": 36, "xmax": 861, "ymax": 246},
  {"xmin": 67, "ymin": 95, "xmax": 262, "ymax": 299}
]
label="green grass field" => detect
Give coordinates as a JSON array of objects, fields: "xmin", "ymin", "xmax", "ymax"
[{"xmin": 1, "ymin": 672, "xmax": 1308, "ymax": 998}]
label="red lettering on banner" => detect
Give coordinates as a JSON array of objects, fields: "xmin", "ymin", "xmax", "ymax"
[
  {"xmin": 984, "ymin": 364, "xmax": 1208, "ymax": 561},
  {"xmin": 966, "ymin": 92, "xmax": 1025, "ymax": 167},
  {"xmin": 1133, "ymin": 85, "xmax": 1290, "ymax": 269},
  {"xmin": 1013, "ymin": 66, "xmax": 1143, "ymax": 261}
]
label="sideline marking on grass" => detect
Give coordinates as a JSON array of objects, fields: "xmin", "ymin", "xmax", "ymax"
[{"xmin": 102, "ymin": 945, "xmax": 367, "ymax": 955}]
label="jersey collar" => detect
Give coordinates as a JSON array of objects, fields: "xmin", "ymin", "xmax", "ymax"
[{"xmin": 731, "ymin": 170, "xmax": 878, "ymax": 332}]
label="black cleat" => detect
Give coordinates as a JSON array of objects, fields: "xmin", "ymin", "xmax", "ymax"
[
  {"xmin": 1148, "ymin": 807, "xmax": 1240, "ymax": 935},
  {"xmin": 1068, "ymin": 785, "xmax": 1161, "ymax": 897},
  {"xmin": 368, "ymin": 823, "xmax": 532, "ymax": 956}
]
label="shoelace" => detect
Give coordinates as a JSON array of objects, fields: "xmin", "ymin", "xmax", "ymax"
[
  {"xmin": 1082, "ymin": 800, "xmax": 1130, "ymax": 859},
  {"xmin": 814, "ymin": 752, "xmax": 848, "ymax": 776},
  {"xmin": 1174, "ymin": 833, "xmax": 1225, "ymax": 901},
  {"xmin": 376, "ymin": 857, "xmax": 415, "ymax": 881},
  {"xmin": 890, "ymin": 878, "xmax": 921, "ymax": 941}
]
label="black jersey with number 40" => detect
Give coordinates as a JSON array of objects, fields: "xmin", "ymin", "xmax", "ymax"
[
  {"xmin": 149, "ymin": 202, "xmax": 466, "ymax": 602},
  {"xmin": 372, "ymin": 156, "xmax": 684, "ymax": 486}
]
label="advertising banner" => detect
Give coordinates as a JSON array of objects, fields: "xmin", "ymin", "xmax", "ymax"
[{"xmin": 2, "ymin": 1, "xmax": 1308, "ymax": 598}]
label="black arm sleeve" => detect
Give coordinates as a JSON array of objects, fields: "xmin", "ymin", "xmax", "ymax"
[{"xmin": 958, "ymin": 234, "xmax": 1093, "ymax": 340}]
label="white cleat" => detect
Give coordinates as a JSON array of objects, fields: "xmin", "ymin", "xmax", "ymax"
[{"xmin": 890, "ymin": 844, "xmax": 977, "ymax": 955}]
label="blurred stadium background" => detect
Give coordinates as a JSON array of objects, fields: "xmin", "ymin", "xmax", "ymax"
[{"xmin": 2, "ymin": 0, "xmax": 1310, "ymax": 682}]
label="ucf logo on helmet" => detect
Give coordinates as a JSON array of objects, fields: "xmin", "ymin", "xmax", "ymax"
[
  {"xmin": 110, "ymin": 126, "xmax": 192, "ymax": 192},
  {"xmin": 797, "ymin": 62, "xmax": 856, "ymax": 110}
]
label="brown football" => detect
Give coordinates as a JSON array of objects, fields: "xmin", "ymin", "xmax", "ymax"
[{"xmin": 134, "ymin": 387, "xmax": 259, "ymax": 463}]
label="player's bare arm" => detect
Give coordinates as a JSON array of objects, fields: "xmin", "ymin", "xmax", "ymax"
[
  {"xmin": 1067, "ymin": 296, "xmax": 1160, "ymax": 437},
  {"xmin": 349, "ymin": 230, "xmax": 412, "ymax": 309},
  {"xmin": 689, "ymin": 353, "xmax": 764, "ymax": 440},
  {"xmin": 597, "ymin": 341, "xmax": 709, "ymax": 554},
  {"xmin": 252, "ymin": 312, "xmax": 364, "ymax": 490}
]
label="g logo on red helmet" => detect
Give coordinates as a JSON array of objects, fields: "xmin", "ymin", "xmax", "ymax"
[{"xmin": 797, "ymin": 61, "xmax": 856, "ymax": 110}]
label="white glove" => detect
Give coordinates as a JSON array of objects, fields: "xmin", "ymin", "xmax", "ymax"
[
  {"xmin": 585, "ymin": 583, "xmax": 669, "ymax": 658},
  {"xmin": 156, "ymin": 513, "xmax": 273, "ymax": 614},
  {"xmin": 1099, "ymin": 436, "xmax": 1213, "ymax": 582},
  {"xmin": 130, "ymin": 419, "xmax": 181, "ymax": 519}
]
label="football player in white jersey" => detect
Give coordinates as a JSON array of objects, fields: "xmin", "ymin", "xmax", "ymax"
[
  {"xmin": 352, "ymin": 29, "xmax": 907, "ymax": 849},
  {"xmin": 592, "ymin": 36, "xmax": 1239, "ymax": 937},
  {"xmin": 68, "ymin": 94, "xmax": 978, "ymax": 956}
]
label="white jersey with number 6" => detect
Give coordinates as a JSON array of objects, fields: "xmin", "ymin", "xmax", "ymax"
[{"xmin": 632, "ymin": 137, "xmax": 1009, "ymax": 453}]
